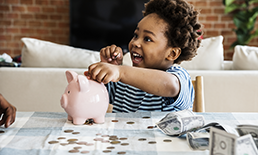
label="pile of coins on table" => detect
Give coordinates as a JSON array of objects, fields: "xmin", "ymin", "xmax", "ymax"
[{"xmin": 48, "ymin": 116, "xmax": 172, "ymax": 154}]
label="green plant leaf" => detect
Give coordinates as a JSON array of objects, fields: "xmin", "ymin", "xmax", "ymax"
[
  {"xmin": 224, "ymin": 0, "xmax": 235, "ymax": 6},
  {"xmin": 224, "ymin": 3, "xmax": 240, "ymax": 13}
]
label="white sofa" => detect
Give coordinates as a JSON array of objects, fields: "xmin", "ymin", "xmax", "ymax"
[{"xmin": 1, "ymin": 36, "xmax": 258, "ymax": 112}]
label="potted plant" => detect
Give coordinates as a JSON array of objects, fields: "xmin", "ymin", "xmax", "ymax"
[{"xmin": 223, "ymin": 0, "xmax": 258, "ymax": 48}]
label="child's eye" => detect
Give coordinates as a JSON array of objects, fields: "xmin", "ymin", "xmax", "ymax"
[
  {"xmin": 133, "ymin": 33, "xmax": 138, "ymax": 38},
  {"xmin": 144, "ymin": 37, "xmax": 152, "ymax": 42}
]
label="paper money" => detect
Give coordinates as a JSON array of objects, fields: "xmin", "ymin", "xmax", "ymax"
[
  {"xmin": 209, "ymin": 127, "xmax": 237, "ymax": 155},
  {"xmin": 156, "ymin": 109, "xmax": 205, "ymax": 136},
  {"xmin": 187, "ymin": 132, "xmax": 209, "ymax": 150},
  {"xmin": 236, "ymin": 134, "xmax": 258, "ymax": 155},
  {"xmin": 209, "ymin": 127, "xmax": 258, "ymax": 155}
]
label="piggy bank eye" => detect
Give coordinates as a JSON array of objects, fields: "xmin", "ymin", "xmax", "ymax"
[{"xmin": 68, "ymin": 91, "xmax": 70, "ymax": 94}]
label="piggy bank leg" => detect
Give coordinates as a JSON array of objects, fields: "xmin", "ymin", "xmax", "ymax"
[
  {"xmin": 73, "ymin": 118, "xmax": 86, "ymax": 125},
  {"xmin": 68, "ymin": 115, "xmax": 72, "ymax": 121},
  {"xmin": 93, "ymin": 116, "xmax": 105, "ymax": 124}
]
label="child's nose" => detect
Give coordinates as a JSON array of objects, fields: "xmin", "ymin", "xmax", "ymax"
[{"xmin": 132, "ymin": 39, "xmax": 141, "ymax": 48}]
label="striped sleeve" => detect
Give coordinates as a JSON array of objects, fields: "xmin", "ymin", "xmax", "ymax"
[{"xmin": 165, "ymin": 66, "xmax": 194, "ymax": 110}]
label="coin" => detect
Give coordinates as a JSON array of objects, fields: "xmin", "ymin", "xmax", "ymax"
[
  {"xmin": 148, "ymin": 141, "xmax": 156, "ymax": 144},
  {"xmin": 163, "ymin": 139, "xmax": 172, "ymax": 142},
  {"xmin": 94, "ymin": 138, "xmax": 103, "ymax": 141},
  {"xmin": 107, "ymin": 146, "xmax": 115, "ymax": 149},
  {"xmin": 138, "ymin": 138, "xmax": 147, "ymax": 141},
  {"xmin": 110, "ymin": 140, "xmax": 121, "ymax": 144},
  {"xmin": 111, "ymin": 120, "xmax": 119, "ymax": 122},
  {"xmin": 68, "ymin": 149, "xmax": 80, "ymax": 153},
  {"xmin": 147, "ymin": 126, "xmax": 154, "ymax": 129},
  {"xmin": 121, "ymin": 143, "xmax": 129, "ymax": 146},
  {"xmin": 117, "ymin": 151, "xmax": 126, "ymax": 154},
  {"xmin": 101, "ymin": 135, "xmax": 109, "ymax": 137},
  {"xmin": 68, "ymin": 138, "xmax": 78, "ymax": 142},
  {"xmin": 77, "ymin": 141, "xmax": 87, "ymax": 145},
  {"xmin": 64, "ymin": 129, "xmax": 74, "ymax": 133},
  {"xmin": 102, "ymin": 140, "xmax": 110, "ymax": 143},
  {"xmin": 57, "ymin": 137, "xmax": 66, "ymax": 140},
  {"xmin": 81, "ymin": 150, "xmax": 90, "ymax": 154},
  {"xmin": 0, "ymin": 130, "xmax": 5, "ymax": 134},
  {"xmin": 109, "ymin": 137, "xmax": 118, "ymax": 140},
  {"xmin": 60, "ymin": 143, "xmax": 69, "ymax": 146},
  {"xmin": 74, "ymin": 146, "xmax": 82, "ymax": 150},
  {"xmin": 126, "ymin": 121, "xmax": 135, "ymax": 124},
  {"xmin": 119, "ymin": 137, "xmax": 127, "ymax": 140},
  {"xmin": 48, "ymin": 140, "xmax": 59, "ymax": 144},
  {"xmin": 72, "ymin": 132, "xmax": 80, "ymax": 134},
  {"xmin": 103, "ymin": 150, "xmax": 112, "ymax": 153},
  {"xmin": 85, "ymin": 143, "xmax": 94, "ymax": 146},
  {"xmin": 142, "ymin": 116, "xmax": 150, "ymax": 119},
  {"xmin": 68, "ymin": 141, "xmax": 77, "ymax": 144}
]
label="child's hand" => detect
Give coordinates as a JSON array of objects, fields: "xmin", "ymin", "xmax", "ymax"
[
  {"xmin": 85, "ymin": 62, "xmax": 121, "ymax": 84},
  {"xmin": 100, "ymin": 45, "xmax": 123, "ymax": 65},
  {"xmin": 0, "ymin": 94, "xmax": 16, "ymax": 128}
]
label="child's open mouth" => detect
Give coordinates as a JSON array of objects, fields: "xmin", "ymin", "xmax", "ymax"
[{"xmin": 132, "ymin": 52, "xmax": 143, "ymax": 64}]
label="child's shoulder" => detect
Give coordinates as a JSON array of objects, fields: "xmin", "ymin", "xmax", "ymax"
[{"xmin": 166, "ymin": 65, "xmax": 190, "ymax": 79}]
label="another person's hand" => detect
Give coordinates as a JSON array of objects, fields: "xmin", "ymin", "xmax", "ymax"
[
  {"xmin": 0, "ymin": 94, "xmax": 16, "ymax": 128},
  {"xmin": 85, "ymin": 62, "xmax": 121, "ymax": 84},
  {"xmin": 100, "ymin": 44, "xmax": 123, "ymax": 65}
]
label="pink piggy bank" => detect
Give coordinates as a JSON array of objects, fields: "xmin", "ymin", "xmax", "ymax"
[{"xmin": 60, "ymin": 70, "xmax": 109, "ymax": 125}]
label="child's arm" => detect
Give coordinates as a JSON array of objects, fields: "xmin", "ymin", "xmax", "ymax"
[
  {"xmin": 86, "ymin": 62, "xmax": 180, "ymax": 98},
  {"xmin": 99, "ymin": 45, "xmax": 123, "ymax": 65}
]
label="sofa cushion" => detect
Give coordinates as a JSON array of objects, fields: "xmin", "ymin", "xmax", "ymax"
[
  {"xmin": 233, "ymin": 45, "xmax": 258, "ymax": 70},
  {"xmin": 21, "ymin": 38, "xmax": 100, "ymax": 68},
  {"xmin": 180, "ymin": 36, "xmax": 224, "ymax": 70}
]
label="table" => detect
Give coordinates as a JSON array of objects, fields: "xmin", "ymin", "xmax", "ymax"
[{"xmin": 1, "ymin": 111, "xmax": 258, "ymax": 155}]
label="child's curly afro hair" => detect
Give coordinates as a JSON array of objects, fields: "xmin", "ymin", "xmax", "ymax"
[{"xmin": 143, "ymin": 0, "xmax": 202, "ymax": 64}]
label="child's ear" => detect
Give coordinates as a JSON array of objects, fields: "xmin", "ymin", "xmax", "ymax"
[{"xmin": 166, "ymin": 47, "xmax": 181, "ymax": 61}]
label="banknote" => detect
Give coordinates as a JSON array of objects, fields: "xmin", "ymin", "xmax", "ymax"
[
  {"xmin": 209, "ymin": 127, "xmax": 237, "ymax": 155},
  {"xmin": 236, "ymin": 134, "xmax": 258, "ymax": 155},
  {"xmin": 209, "ymin": 127, "xmax": 258, "ymax": 155},
  {"xmin": 156, "ymin": 109, "xmax": 205, "ymax": 136},
  {"xmin": 187, "ymin": 132, "xmax": 209, "ymax": 150}
]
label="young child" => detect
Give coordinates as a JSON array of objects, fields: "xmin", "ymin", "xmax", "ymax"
[
  {"xmin": 85, "ymin": 0, "xmax": 202, "ymax": 113},
  {"xmin": 0, "ymin": 94, "xmax": 16, "ymax": 128}
]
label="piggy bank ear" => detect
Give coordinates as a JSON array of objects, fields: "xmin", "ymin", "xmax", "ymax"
[
  {"xmin": 66, "ymin": 70, "xmax": 78, "ymax": 83},
  {"xmin": 78, "ymin": 75, "xmax": 90, "ymax": 92}
]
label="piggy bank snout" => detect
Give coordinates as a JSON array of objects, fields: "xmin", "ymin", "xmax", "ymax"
[{"xmin": 60, "ymin": 94, "xmax": 67, "ymax": 108}]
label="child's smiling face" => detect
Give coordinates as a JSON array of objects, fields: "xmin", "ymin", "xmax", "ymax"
[{"xmin": 128, "ymin": 13, "xmax": 176, "ymax": 70}]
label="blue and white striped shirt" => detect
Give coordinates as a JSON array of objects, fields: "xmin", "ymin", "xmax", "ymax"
[{"xmin": 105, "ymin": 66, "xmax": 194, "ymax": 113}]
